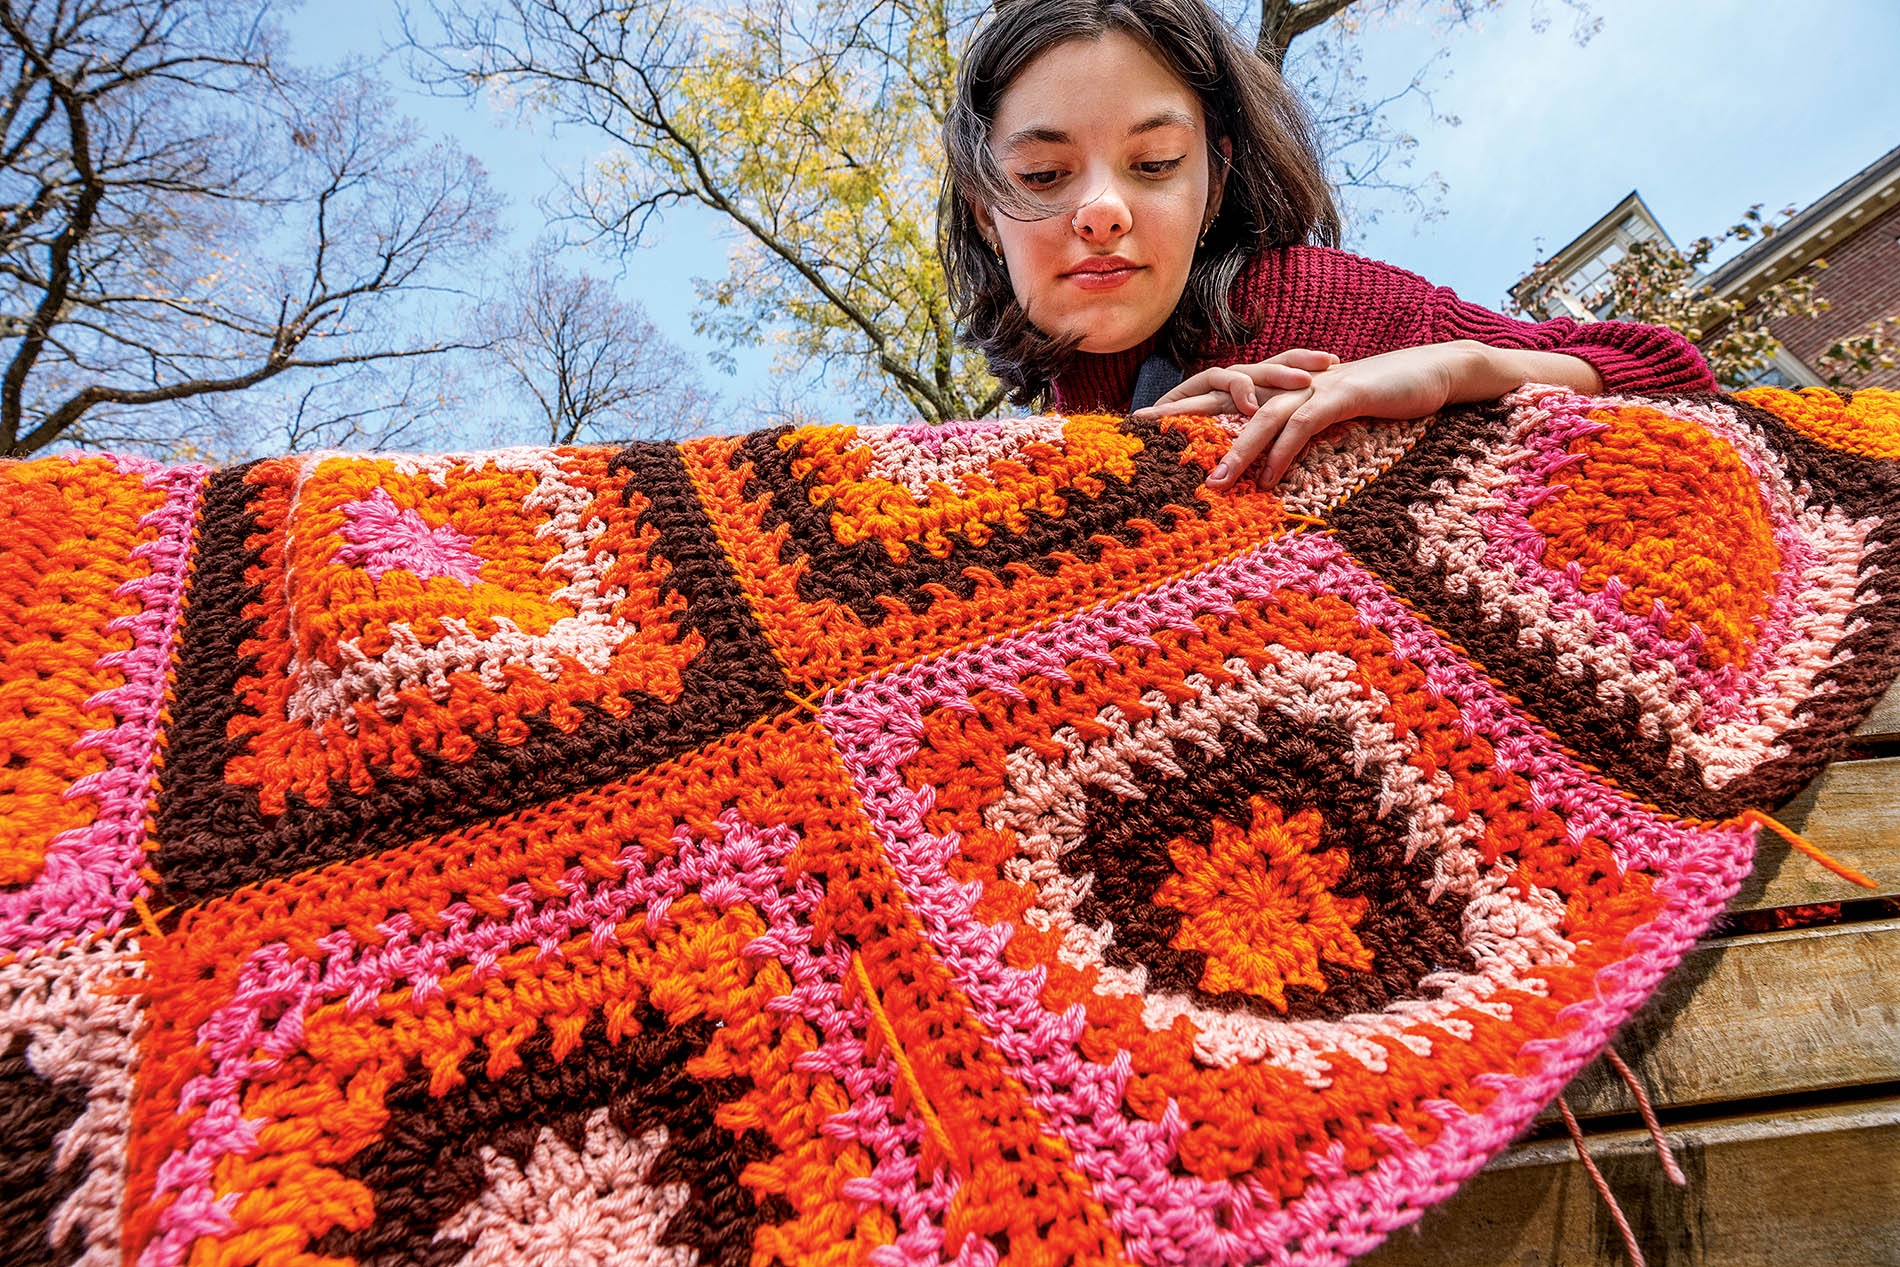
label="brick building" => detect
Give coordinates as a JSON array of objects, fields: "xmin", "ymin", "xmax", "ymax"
[{"xmin": 1511, "ymin": 144, "xmax": 1900, "ymax": 389}]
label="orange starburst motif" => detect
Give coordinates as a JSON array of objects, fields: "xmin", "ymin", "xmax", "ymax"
[{"xmin": 1154, "ymin": 796, "xmax": 1373, "ymax": 1011}]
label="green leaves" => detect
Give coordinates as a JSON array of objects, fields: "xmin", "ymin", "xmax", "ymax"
[{"xmin": 435, "ymin": 0, "xmax": 1000, "ymax": 423}]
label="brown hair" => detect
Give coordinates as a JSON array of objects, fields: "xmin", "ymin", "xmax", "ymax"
[{"xmin": 942, "ymin": 0, "xmax": 1340, "ymax": 406}]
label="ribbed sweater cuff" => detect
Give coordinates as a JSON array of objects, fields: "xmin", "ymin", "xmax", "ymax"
[{"xmin": 1558, "ymin": 322, "xmax": 1720, "ymax": 395}]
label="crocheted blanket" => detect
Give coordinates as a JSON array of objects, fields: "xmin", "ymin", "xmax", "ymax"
[{"xmin": 3, "ymin": 384, "xmax": 1897, "ymax": 1267}]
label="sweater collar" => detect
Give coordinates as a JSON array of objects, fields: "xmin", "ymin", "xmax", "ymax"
[{"xmin": 1049, "ymin": 333, "xmax": 1160, "ymax": 414}]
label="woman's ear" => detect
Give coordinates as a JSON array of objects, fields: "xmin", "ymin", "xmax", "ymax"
[
  {"xmin": 1204, "ymin": 135, "xmax": 1233, "ymax": 230},
  {"xmin": 969, "ymin": 197, "xmax": 1002, "ymax": 251}
]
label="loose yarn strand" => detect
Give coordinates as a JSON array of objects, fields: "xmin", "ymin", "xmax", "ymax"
[
  {"xmin": 1740, "ymin": 809, "xmax": 1877, "ymax": 889},
  {"xmin": 131, "ymin": 895, "xmax": 166, "ymax": 940},
  {"xmin": 1558, "ymin": 1094, "xmax": 1647, "ymax": 1267},
  {"xmin": 1604, "ymin": 1045, "xmax": 1686, "ymax": 1185},
  {"xmin": 847, "ymin": 953, "xmax": 964, "ymax": 1180}
]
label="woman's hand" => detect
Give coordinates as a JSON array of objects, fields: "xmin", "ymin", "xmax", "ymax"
[
  {"xmin": 1146, "ymin": 348, "xmax": 1340, "ymax": 416},
  {"xmin": 1136, "ymin": 341, "xmax": 1602, "ymax": 491}
]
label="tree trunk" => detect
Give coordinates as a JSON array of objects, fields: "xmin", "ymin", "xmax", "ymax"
[{"xmin": 1256, "ymin": 0, "xmax": 1362, "ymax": 70}]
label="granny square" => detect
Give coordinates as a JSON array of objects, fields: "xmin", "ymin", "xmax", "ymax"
[{"xmin": 152, "ymin": 444, "xmax": 786, "ymax": 905}]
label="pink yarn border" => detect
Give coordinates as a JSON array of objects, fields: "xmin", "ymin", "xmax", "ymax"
[{"xmin": 0, "ymin": 454, "xmax": 209, "ymax": 955}]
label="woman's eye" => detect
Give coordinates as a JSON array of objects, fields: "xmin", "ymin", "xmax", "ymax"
[
  {"xmin": 1017, "ymin": 170, "xmax": 1063, "ymax": 189},
  {"xmin": 1137, "ymin": 157, "xmax": 1185, "ymax": 177}
]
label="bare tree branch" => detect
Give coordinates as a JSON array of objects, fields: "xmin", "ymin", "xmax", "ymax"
[
  {"xmin": 478, "ymin": 242, "xmax": 719, "ymax": 445},
  {"xmin": 0, "ymin": 0, "xmax": 496, "ymax": 457}
]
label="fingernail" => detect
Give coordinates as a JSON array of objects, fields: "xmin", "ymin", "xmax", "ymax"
[{"xmin": 1210, "ymin": 462, "xmax": 1229, "ymax": 482}]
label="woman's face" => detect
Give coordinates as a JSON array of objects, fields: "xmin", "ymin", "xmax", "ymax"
[{"xmin": 975, "ymin": 31, "xmax": 1219, "ymax": 355}]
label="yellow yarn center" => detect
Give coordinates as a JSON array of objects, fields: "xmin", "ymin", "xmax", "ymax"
[
  {"xmin": 1156, "ymin": 797, "xmax": 1371, "ymax": 1012},
  {"xmin": 1530, "ymin": 406, "xmax": 1780, "ymax": 669}
]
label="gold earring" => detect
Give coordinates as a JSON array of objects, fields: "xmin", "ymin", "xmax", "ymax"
[
  {"xmin": 1198, "ymin": 222, "xmax": 1212, "ymax": 248},
  {"xmin": 992, "ymin": 240, "xmax": 1005, "ymax": 264}
]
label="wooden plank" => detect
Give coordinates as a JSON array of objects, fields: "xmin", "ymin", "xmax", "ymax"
[
  {"xmin": 1552, "ymin": 919, "xmax": 1899, "ymax": 1120},
  {"xmin": 1362, "ymin": 1099, "xmax": 1900, "ymax": 1267},
  {"xmin": 1731, "ymin": 756, "xmax": 1900, "ymax": 911},
  {"xmin": 1860, "ymin": 677, "xmax": 1900, "ymax": 740}
]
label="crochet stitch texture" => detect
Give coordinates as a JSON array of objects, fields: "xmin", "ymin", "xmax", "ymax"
[{"xmin": 1, "ymin": 384, "xmax": 1897, "ymax": 1266}]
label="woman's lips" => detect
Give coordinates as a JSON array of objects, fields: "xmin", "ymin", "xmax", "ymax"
[{"xmin": 1065, "ymin": 265, "xmax": 1141, "ymax": 291}]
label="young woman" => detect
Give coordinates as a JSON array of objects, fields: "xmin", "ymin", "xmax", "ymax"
[{"xmin": 941, "ymin": 0, "xmax": 1716, "ymax": 492}]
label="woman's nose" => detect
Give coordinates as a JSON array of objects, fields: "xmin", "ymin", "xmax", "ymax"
[{"xmin": 1072, "ymin": 187, "xmax": 1132, "ymax": 242}]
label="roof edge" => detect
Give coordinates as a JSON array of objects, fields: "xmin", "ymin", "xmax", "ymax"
[{"xmin": 1703, "ymin": 143, "xmax": 1900, "ymax": 296}]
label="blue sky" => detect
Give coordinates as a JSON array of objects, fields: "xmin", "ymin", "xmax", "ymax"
[
  {"xmin": 1346, "ymin": 0, "xmax": 1900, "ymax": 305},
  {"xmin": 286, "ymin": 0, "xmax": 1900, "ymax": 423}
]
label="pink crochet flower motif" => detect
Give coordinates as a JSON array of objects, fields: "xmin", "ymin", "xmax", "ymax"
[{"xmin": 331, "ymin": 486, "xmax": 484, "ymax": 585}]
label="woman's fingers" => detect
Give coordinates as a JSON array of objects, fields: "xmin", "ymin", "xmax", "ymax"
[
  {"xmin": 1206, "ymin": 391, "xmax": 1307, "ymax": 488},
  {"xmin": 1140, "ymin": 389, "xmax": 1236, "ymax": 417},
  {"xmin": 1249, "ymin": 362, "xmax": 1318, "ymax": 392},
  {"xmin": 1141, "ymin": 356, "xmax": 1335, "ymax": 417},
  {"xmin": 1255, "ymin": 390, "xmax": 1357, "ymax": 487},
  {"xmin": 1219, "ymin": 366, "xmax": 1270, "ymax": 412},
  {"xmin": 1257, "ymin": 415, "xmax": 1324, "ymax": 489},
  {"xmin": 1144, "ymin": 368, "xmax": 1232, "ymax": 413},
  {"xmin": 1266, "ymin": 348, "xmax": 1338, "ymax": 373},
  {"xmin": 1148, "ymin": 366, "xmax": 1260, "ymax": 414}
]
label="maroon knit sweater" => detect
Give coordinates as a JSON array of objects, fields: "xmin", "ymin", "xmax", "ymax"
[{"xmin": 1050, "ymin": 245, "xmax": 1717, "ymax": 412}]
